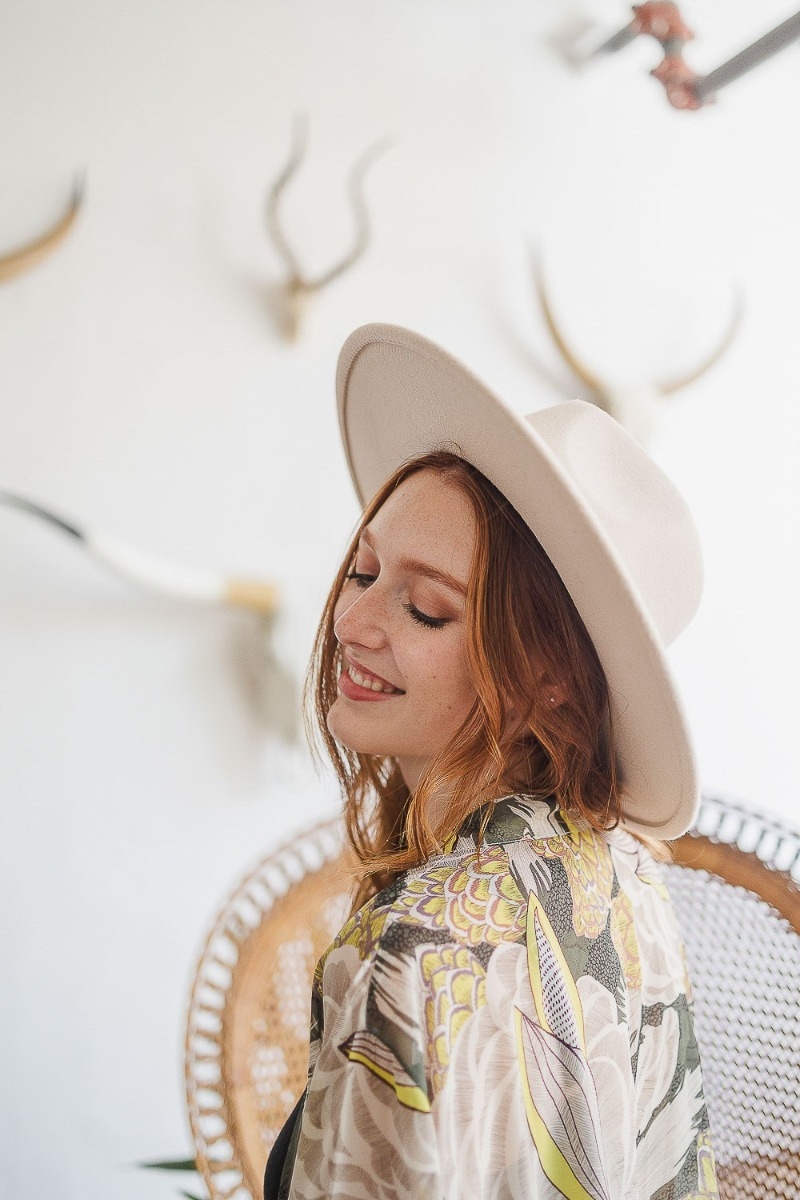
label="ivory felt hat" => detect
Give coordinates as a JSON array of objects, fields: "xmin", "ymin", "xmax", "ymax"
[{"xmin": 336, "ymin": 323, "xmax": 704, "ymax": 840}]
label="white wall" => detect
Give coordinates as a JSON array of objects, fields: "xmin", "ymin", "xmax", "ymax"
[{"xmin": 1, "ymin": 2, "xmax": 798, "ymax": 1196}]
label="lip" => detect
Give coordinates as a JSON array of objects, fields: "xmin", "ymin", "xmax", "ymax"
[{"xmin": 338, "ymin": 656, "xmax": 405, "ymax": 702}]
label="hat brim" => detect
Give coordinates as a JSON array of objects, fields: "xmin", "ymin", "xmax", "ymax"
[{"xmin": 336, "ymin": 323, "xmax": 699, "ymax": 839}]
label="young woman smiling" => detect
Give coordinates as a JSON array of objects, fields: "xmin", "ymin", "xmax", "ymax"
[{"xmin": 265, "ymin": 325, "xmax": 717, "ymax": 1200}]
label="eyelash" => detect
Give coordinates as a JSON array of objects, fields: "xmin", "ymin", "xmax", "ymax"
[
  {"xmin": 344, "ymin": 572, "xmax": 448, "ymax": 631},
  {"xmin": 404, "ymin": 601, "xmax": 447, "ymax": 630},
  {"xmin": 345, "ymin": 571, "xmax": 375, "ymax": 589}
]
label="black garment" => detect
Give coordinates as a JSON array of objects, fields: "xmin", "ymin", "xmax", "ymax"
[{"xmin": 263, "ymin": 1091, "xmax": 305, "ymax": 1200}]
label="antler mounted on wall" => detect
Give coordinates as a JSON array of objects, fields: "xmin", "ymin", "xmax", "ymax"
[
  {"xmin": 0, "ymin": 489, "xmax": 277, "ymax": 613},
  {"xmin": 0, "ymin": 175, "xmax": 85, "ymax": 283},
  {"xmin": 531, "ymin": 256, "xmax": 742, "ymax": 444},
  {"xmin": 266, "ymin": 114, "xmax": 390, "ymax": 340},
  {"xmin": 0, "ymin": 489, "xmax": 300, "ymax": 741}
]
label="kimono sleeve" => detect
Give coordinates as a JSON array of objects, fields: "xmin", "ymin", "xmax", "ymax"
[
  {"xmin": 284, "ymin": 890, "xmax": 579, "ymax": 1199},
  {"xmin": 286, "ymin": 937, "xmax": 442, "ymax": 1200}
]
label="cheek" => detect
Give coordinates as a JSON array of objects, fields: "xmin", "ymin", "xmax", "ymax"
[{"xmin": 423, "ymin": 640, "xmax": 475, "ymax": 705}]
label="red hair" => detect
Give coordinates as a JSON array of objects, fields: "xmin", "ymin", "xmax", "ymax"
[{"xmin": 306, "ymin": 451, "xmax": 624, "ymax": 912}]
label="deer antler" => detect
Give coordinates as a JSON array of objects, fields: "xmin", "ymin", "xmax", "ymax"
[
  {"xmin": 531, "ymin": 251, "xmax": 607, "ymax": 401},
  {"xmin": 0, "ymin": 175, "xmax": 85, "ymax": 283},
  {"xmin": 0, "ymin": 490, "xmax": 302, "ymax": 740},
  {"xmin": 266, "ymin": 113, "xmax": 309, "ymax": 286},
  {"xmin": 657, "ymin": 294, "xmax": 744, "ymax": 395},
  {"xmin": 531, "ymin": 254, "xmax": 742, "ymax": 442},
  {"xmin": 0, "ymin": 489, "xmax": 277, "ymax": 614},
  {"xmin": 266, "ymin": 115, "xmax": 390, "ymax": 339}
]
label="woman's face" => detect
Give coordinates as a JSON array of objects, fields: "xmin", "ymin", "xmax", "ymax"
[{"xmin": 328, "ymin": 469, "xmax": 478, "ymax": 790}]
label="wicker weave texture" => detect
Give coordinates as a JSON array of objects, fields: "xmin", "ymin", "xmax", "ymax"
[
  {"xmin": 668, "ymin": 796, "xmax": 800, "ymax": 1198},
  {"xmin": 185, "ymin": 816, "xmax": 352, "ymax": 1200}
]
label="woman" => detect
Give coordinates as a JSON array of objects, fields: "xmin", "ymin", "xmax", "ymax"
[{"xmin": 265, "ymin": 324, "xmax": 717, "ymax": 1200}]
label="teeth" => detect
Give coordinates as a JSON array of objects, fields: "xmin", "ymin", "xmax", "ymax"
[{"xmin": 348, "ymin": 665, "xmax": 397, "ymax": 694}]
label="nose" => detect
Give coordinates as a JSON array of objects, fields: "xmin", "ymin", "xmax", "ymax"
[{"xmin": 333, "ymin": 583, "xmax": 389, "ymax": 651}]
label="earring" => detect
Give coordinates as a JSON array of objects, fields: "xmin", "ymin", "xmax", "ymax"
[{"xmin": 549, "ymin": 696, "xmax": 557, "ymax": 704}]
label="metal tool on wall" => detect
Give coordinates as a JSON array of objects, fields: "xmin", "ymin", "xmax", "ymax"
[
  {"xmin": 266, "ymin": 114, "xmax": 390, "ymax": 340},
  {"xmin": 554, "ymin": 3, "xmax": 800, "ymax": 110},
  {"xmin": 0, "ymin": 489, "xmax": 298, "ymax": 741}
]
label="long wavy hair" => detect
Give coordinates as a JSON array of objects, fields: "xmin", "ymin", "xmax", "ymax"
[{"xmin": 306, "ymin": 451, "xmax": 626, "ymax": 913}]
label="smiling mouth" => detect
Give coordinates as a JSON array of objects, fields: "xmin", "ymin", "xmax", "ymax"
[{"xmin": 346, "ymin": 661, "xmax": 404, "ymax": 695}]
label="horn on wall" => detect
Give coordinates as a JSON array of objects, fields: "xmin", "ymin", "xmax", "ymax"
[
  {"xmin": 531, "ymin": 253, "xmax": 742, "ymax": 444},
  {"xmin": 0, "ymin": 490, "xmax": 300, "ymax": 742},
  {"xmin": 0, "ymin": 175, "xmax": 85, "ymax": 283},
  {"xmin": 266, "ymin": 114, "xmax": 391, "ymax": 340}
]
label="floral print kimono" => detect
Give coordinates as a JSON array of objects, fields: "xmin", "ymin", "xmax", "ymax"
[{"xmin": 275, "ymin": 795, "xmax": 717, "ymax": 1200}]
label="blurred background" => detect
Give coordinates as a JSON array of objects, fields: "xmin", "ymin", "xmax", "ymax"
[{"xmin": 1, "ymin": 1, "xmax": 798, "ymax": 1195}]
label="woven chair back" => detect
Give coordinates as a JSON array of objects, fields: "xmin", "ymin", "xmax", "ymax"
[
  {"xmin": 186, "ymin": 798, "xmax": 800, "ymax": 1200},
  {"xmin": 185, "ymin": 817, "xmax": 351, "ymax": 1200},
  {"xmin": 667, "ymin": 796, "xmax": 800, "ymax": 1198}
]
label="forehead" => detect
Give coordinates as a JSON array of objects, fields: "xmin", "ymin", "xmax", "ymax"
[{"xmin": 364, "ymin": 471, "xmax": 476, "ymax": 579}]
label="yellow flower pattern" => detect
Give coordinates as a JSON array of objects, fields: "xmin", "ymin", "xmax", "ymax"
[
  {"xmin": 418, "ymin": 943, "xmax": 486, "ymax": 1096},
  {"xmin": 396, "ymin": 849, "xmax": 527, "ymax": 945},
  {"xmin": 686, "ymin": 1130, "xmax": 719, "ymax": 1199},
  {"xmin": 610, "ymin": 890, "xmax": 641, "ymax": 990},
  {"xmin": 314, "ymin": 891, "xmax": 390, "ymax": 986},
  {"xmin": 528, "ymin": 819, "xmax": 614, "ymax": 939}
]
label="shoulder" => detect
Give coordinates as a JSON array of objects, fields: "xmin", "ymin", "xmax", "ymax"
[
  {"xmin": 380, "ymin": 794, "xmax": 577, "ymax": 947},
  {"xmin": 391, "ymin": 841, "xmax": 529, "ymax": 948},
  {"xmin": 326, "ymin": 795, "xmax": 626, "ymax": 958},
  {"xmin": 318, "ymin": 796, "xmax": 677, "ymax": 989},
  {"xmin": 448, "ymin": 792, "xmax": 573, "ymax": 850},
  {"xmin": 326, "ymin": 837, "xmax": 529, "ymax": 972}
]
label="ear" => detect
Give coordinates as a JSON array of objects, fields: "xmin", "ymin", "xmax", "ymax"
[
  {"xmin": 543, "ymin": 683, "xmax": 566, "ymax": 709},
  {"xmin": 503, "ymin": 682, "xmax": 565, "ymax": 738}
]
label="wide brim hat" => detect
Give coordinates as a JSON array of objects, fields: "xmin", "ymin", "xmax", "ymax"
[{"xmin": 335, "ymin": 323, "xmax": 703, "ymax": 839}]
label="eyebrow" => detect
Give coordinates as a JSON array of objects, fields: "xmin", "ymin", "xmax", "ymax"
[{"xmin": 359, "ymin": 530, "xmax": 468, "ymax": 597}]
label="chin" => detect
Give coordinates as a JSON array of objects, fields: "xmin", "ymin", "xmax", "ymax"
[
  {"xmin": 326, "ymin": 702, "xmax": 384, "ymax": 757},
  {"xmin": 327, "ymin": 704, "xmax": 417, "ymax": 764}
]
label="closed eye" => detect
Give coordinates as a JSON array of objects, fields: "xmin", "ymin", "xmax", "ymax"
[
  {"xmin": 345, "ymin": 571, "xmax": 376, "ymax": 589},
  {"xmin": 345, "ymin": 571, "xmax": 448, "ymax": 629},
  {"xmin": 404, "ymin": 601, "xmax": 448, "ymax": 630}
]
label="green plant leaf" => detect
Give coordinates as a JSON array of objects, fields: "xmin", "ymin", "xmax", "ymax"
[{"xmin": 139, "ymin": 1158, "xmax": 198, "ymax": 1172}]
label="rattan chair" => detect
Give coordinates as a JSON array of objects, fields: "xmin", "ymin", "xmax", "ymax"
[
  {"xmin": 666, "ymin": 796, "xmax": 800, "ymax": 1197},
  {"xmin": 185, "ymin": 797, "xmax": 800, "ymax": 1200},
  {"xmin": 185, "ymin": 816, "xmax": 351, "ymax": 1200}
]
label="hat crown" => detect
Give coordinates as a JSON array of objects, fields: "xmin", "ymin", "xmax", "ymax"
[{"xmin": 525, "ymin": 401, "xmax": 703, "ymax": 646}]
